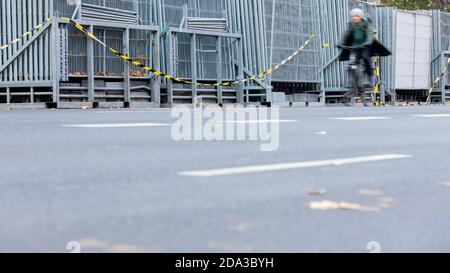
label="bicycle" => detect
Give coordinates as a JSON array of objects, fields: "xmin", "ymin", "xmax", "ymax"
[{"xmin": 337, "ymin": 44, "xmax": 373, "ymax": 106}]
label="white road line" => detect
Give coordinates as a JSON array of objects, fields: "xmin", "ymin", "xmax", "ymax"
[
  {"xmin": 94, "ymin": 110, "xmax": 171, "ymax": 114},
  {"xmin": 221, "ymin": 119, "xmax": 298, "ymax": 124},
  {"xmin": 63, "ymin": 123, "xmax": 171, "ymax": 128},
  {"xmin": 327, "ymin": 117, "xmax": 392, "ymax": 121},
  {"xmin": 214, "ymin": 119, "xmax": 297, "ymax": 128},
  {"xmin": 412, "ymin": 114, "xmax": 450, "ymax": 118},
  {"xmin": 178, "ymin": 154, "xmax": 412, "ymax": 177}
]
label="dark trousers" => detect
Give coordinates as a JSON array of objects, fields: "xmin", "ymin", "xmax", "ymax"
[{"xmin": 356, "ymin": 48, "xmax": 373, "ymax": 78}]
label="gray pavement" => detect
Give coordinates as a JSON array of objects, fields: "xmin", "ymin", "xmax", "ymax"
[{"xmin": 1, "ymin": 106, "xmax": 450, "ymax": 253}]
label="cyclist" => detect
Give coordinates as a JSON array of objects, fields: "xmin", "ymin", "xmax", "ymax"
[{"xmin": 339, "ymin": 8, "xmax": 391, "ymax": 87}]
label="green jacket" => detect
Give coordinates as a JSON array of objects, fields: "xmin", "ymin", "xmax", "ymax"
[
  {"xmin": 338, "ymin": 17, "xmax": 391, "ymax": 62},
  {"xmin": 342, "ymin": 17, "xmax": 374, "ymax": 47}
]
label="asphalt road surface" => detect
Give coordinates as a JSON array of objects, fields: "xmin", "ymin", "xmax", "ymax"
[{"xmin": 1, "ymin": 106, "xmax": 450, "ymax": 253}]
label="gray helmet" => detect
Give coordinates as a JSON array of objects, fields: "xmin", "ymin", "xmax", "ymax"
[{"xmin": 351, "ymin": 8, "xmax": 364, "ymax": 18}]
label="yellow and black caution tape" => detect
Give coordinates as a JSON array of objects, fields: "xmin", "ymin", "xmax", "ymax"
[
  {"xmin": 372, "ymin": 56, "xmax": 384, "ymax": 106},
  {"xmin": 62, "ymin": 17, "xmax": 315, "ymax": 87},
  {"xmin": 0, "ymin": 17, "xmax": 53, "ymax": 51},
  {"xmin": 427, "ymin": 57, "xmax": 450, "ymax": 104},
  {"xmin": 373, "ymin": 57, "xmax": 380, "ymax": 94}
]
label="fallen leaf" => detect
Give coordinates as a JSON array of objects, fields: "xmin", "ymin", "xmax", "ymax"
[
  {"xmin": 376, "ymin": 197, "xmax": 396, "ymax": 209},
  {"xmin": 358, "ymin": 189, "xmax": 385, "ymax": 196},
  {"xmin": 378, "ymin": 197, "xmax": 396, "ymax": 204},
  {"xmin": 78, "ymin": 238, "xmax": 159, "ymax": 253},
  {"xmin": 377, "ymin": 202, "xmax": 391, "ymax": 209},
  {"xmin": 56, "ymin": 224, "xmax": 70, "ymax": 232},
  {"xmin": 308, "ymin": 200, "xmax": 362, "ymax": 210},
  {"xmin": 307, "ymin": 189, "xmax": 328, "ymax": 196},
  {"xmin": 308, "ymin": 200, "xmax": 380, "ymax": 212},
  {"xmin": 79, "ymin": 238, "xmax": 106, "ymax": 249}
]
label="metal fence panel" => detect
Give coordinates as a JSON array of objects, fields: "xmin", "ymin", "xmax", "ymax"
[
  {"xmin": 395, "ymin": 10, "xmax": 431, "ymax": 89},
  {"xmin": 0, "ymin": 0, "xmax": 52, "ymax": 84},
  {"xmin": 266, "ymin": 0, "xmax": 322, "ymax": 83},
  {"xmin": 226, "ymin": 0, "xmax": 267, "ymax": 86},
  {"xmin": 430, "ymin": 10, "xmax": 450, "ymax": 103},
  {"xmin": 432, "ymin": 10, "xmax": 450, "ymax": 86},
  {"xmin": 318, "ymin": 0, "xmax": 350, "ymax": 91},
  {"xmin": 377, "ymin": 7, "xmax": 396, "ymax": 94},
  {"xmin": 163, "ymin": 0, "xmax": 232, "ymax": 80}
]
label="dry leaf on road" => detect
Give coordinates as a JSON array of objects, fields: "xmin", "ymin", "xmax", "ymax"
[
  {"xmin": 308, "ymin": 200, "xmax": 380, "ymax": 212},
  {"xmin": 307, "ymin": 189, "xmax": 328, "ymax": 196},
  {"xmin": 358, "ymin": 189, "xmax": 385, "ymax": 196}
]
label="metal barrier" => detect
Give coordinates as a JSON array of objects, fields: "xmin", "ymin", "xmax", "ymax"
[
  {"xmin": 0, "ymin": 0, "xmax": 53, "ymax": 105},
  {"xmin": 431, "ymin": 10, "xmax": 450, "ymax": 104},
  {"xmin": 318, "ymin": 0, "xmax": 351, "ymax": 103},
  {"xmin": 1, "ymin": 0, "xmax": 450, "ymax": 107},
  {"xmin": 265, "ymin": 0, "xmax": 323, "ymax": 104}
]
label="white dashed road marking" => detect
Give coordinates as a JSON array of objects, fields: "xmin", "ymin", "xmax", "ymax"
[
  {"xmin": 178, "ymin": 154, "xmax": 412, "ymax": 177},
  {"xmin": 221, "ymin": 119, "xmax": 298, "ymax": 124},
  {"xmin": 327, "ymin": 117, "xmax": 392, "ymax": 121},
  {"xmin": 94, "ymin": 110, "xmax": 172, "ymax": 114},
  {"xmin": 63, "ymin": 123, "xmax": 171, "ymax": 128},
  {"xmin": 412, "ymin": 114, "xmax": 450, "ymax": 118}
]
